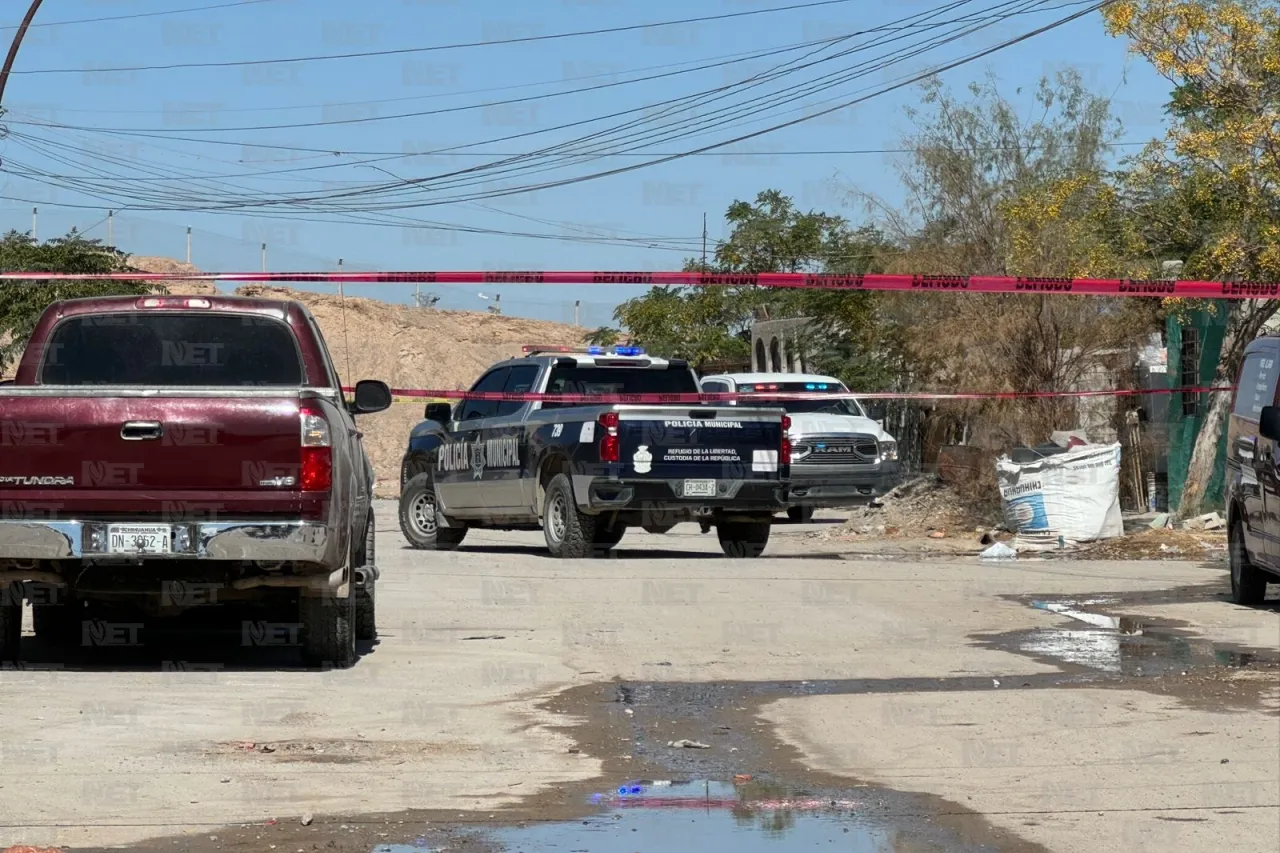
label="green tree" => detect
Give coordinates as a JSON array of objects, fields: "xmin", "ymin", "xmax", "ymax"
[
  {"xmin": 612, "ymin": 190, "xmax": 892, "ymax": 372},
  {"xmin": 1105, "ymin": 0, "xmax": 1280, "ymax": 518},
  {"xmin": 0, "ymin": 230, "xmax": 157, "ymax": 373}
]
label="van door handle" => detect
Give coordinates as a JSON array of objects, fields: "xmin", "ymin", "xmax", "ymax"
[{"xmin": 120, "ymin": 421, "xmax": 163, "ymax": 441}]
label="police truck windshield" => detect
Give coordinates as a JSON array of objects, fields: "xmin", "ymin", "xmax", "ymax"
[{"xmin": 542, "ymin": 365, "xmax": 699, "ymax": 409}]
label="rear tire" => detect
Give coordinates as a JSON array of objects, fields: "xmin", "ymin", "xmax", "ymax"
[
  {"xmin": 1229, "ymin": 521, "xmax": 1269, "ymax": 605},
  {"xmin": 354, "ymin": 514, "xmax": 377, "ymax": 641},
  {"xmin": 400, "ymin": 473, "xmax": 467, "ymax": 551},
  {"xmin": 0, "ymin": 585, "xmax": 21, "ymax": 663},
  {"xmin": 300, "ymin": 593, "xmax": 356, "ymax": 669},
  {"xmin": 642, "ymin": 524, "xmax": 675, "ymax": 535},
  {"xmin": 717, "ymin": 519, "xmax": 771, "ymax": 558},
  {"xmin": 543, "ymin": 473, "xmax": 608, "ymax": 558},
  {"xmin": 787, "ymin": 506, "xmax": 815, "ymax": 523}
]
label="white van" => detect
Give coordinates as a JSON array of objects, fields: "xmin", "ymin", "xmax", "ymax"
[{"xmin": 699, "ymin": 372, "xmax": 902, "ymax": 521}]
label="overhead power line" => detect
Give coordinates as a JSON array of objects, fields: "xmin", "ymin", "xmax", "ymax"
[
  {"xmin": 4, "ymin": 0, "xmax": 1111, "ymax": 216},
  {"xmin": 0, "ymin": 0, "xmax": 285, "ymax": 31},
  {"xmin": 7, "ymin": 0, "xmax": 869, "ymax": 75},
  {"xmin": 2, "ymin": 0, "xmax": 1044, "ymax": 164}
]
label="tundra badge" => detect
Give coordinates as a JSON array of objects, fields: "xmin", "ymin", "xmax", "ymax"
[{"xmin": 0, "ymin": 475, "xmax": 75, "ymax": 486}]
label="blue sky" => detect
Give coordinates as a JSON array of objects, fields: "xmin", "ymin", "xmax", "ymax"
[{"xmin": 0, "ymin": 0, "xmax": 1170, "ymax": 326}]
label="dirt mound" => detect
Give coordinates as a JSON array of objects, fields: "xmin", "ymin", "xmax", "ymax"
[
  {"xmin": 1075, "ymin": 528, "xmax": 1227, "ymax": 561},
  {"xmin": 818, "ymin": 475, "xmax": 1005, "ymax": 540},
  {"xmin": 131, "ymin": 256, "xmax": 219, "ymax": 295}
]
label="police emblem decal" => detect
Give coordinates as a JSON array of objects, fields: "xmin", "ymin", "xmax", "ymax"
[
  {"xmin": 632, "ymin": 445, "xmax": 653, "ymax": 474},
  {"xmin": 471, "ymin": 433, "xmax": 486, "ymax": 479}
]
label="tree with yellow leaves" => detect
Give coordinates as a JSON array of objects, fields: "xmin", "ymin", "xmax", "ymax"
[{"xmin": 1105, "ymin": 0, "xmax": 1280, "ymax": 518}]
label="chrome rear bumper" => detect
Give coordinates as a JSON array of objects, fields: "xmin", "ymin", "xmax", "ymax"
[{"xmin": 0, "ymin": 519, "xmax": 329, "ymax": 563}]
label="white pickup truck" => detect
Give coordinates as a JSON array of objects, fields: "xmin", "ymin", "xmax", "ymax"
[{"xmin": 699, "ymin": 372, "xmax": 902, "ymax": 522}]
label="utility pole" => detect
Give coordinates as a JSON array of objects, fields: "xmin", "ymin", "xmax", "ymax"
[
  {"xmin": 337, "ymin": 258, "xmax": 344, "ymax": 300},
  {"xmin": 186, "ymin": 226, "xmax": 192, "ymax": 264},
  {"xmin": 261, "ymin": 242, "xmax": 267, "ymax": 273},
  {"xmin": 574, "ymin": 299, "xmax": 580, "ymax": 326},
  {"xmin": 31, "ymin": 206, "xmax": 36, "ymax": 240},
  {"xmin": 0, "ymin": 0, "xmax": 47, "ymax": 107},
  {"xmin": 701, "ymin": 212, "xmax": 707, "ymax": 270},
  {"xmin": 107, "ymin": 210, "xmax": 113, "ymax": 247}
]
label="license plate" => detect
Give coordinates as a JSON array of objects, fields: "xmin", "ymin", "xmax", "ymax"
[
  {"xmin": 682, "ymin": 479, "xmax": 717, "ymax": 498},
  {"xmin": 107, "ymin": 524, "xmax": 172, "ymax": 555}
]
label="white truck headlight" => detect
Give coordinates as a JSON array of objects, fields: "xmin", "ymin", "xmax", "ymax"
[{"xmin": 879, "ymin": 441, "xmax": 898, "ymax": 462}]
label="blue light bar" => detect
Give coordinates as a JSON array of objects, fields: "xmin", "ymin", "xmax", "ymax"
[
  {"xmin": 817, "ymin": 383, "xmax": 829, "ymax": 389},
  {"xmin": 586, "ymin": 345, "xmax": 605, "ymax": 355},
  {"xmin": 805, "ymin": 383, "xmax": 815, "ymax": 390},
  {"xmin": 612, "ymin": 345, "xmax": 645, "ymax": 356}
]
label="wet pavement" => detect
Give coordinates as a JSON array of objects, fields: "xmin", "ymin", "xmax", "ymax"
[
  {"xmin": 463, "ymin": 780, "xmax": 977, "ymax": 853},
  {"xmin": 41, "ymin": 568, "xmax": 1280, "ymax": 853}
]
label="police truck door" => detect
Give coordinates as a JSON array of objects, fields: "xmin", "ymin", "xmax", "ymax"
[
  {"xmin": 481, "ymin": 364, "xmax": 538, "ymax": 511},
  {"xmin": 436, "ymin": 367, "xmax": 508, "ymax": 512}
]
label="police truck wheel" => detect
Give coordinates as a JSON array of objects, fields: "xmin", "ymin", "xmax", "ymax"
[
  {"xmin": 400, "ymin": 473, "xmax": 467, "ymax": 551},
  {"xmin": 787, "ymin": 506, "xmax": 815, "ymax": 523},
  {"xmin": 300, "ymin": 593, "xmax": 356, "ymax": 669},
  {"xmin": 543, "ymin": 473, "xmax": 604, "ymax": 558},
  {"xmin": 0, "ymin": 585, "xmax": 22, "ymax": 663},
  {"xmin": 354, "ymin": 514, "xmax": 377, "ymax": 641},
  {"xmin": 1229, "ymin": 521, "xmax": 1269, "ymax": 605},
  {"xmin": 717, "ymin": 519, "xmax": 771, "ymax": 558}
]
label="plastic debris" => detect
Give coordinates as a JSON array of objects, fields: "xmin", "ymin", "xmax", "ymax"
[
  {"xmin": 980, "ymin": 542, "xmax": 1017, "ymax": 560},
  {"xmin": 1148, "ymin": 513, "xmax": 1169, "ymax": 529},
  {"xmin": 928, "ymin": 530, "xmax": 947, "ymax": 539},
  {"xmin": 300, "ymin": 814, "xmax": 313, "ymax": 827},
  {"xmin": 667, "ymin": 739, "xmax": 710, "ymax": 749}
]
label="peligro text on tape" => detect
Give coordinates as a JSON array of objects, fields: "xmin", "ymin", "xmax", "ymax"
[
  {"xmin": 342, "ymin": 385, "xmax": 1234, "ymax": 404},
  {"xmin": 4, "ymin": 270, "xmax": 1280, "ymax": 299}
]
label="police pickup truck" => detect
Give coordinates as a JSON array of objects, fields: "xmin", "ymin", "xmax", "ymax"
[{"xmin": 397, "ymin": 345, "xmax": 790, "ymax": 558}]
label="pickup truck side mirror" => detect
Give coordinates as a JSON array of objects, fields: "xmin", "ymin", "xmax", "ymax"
[
  {"xmin": 1260, "ymin": 405, "xmax": 1280, "ymax": 441},
  {"xmin": 424, "ymin": 402, "xmax": 453, "ymax": 425},
  {"xmin": 351, "ymin": 379, "xmax": 393, "ymax": 414},
  {"xmin": 864, "ymin": 402, "xmax": 887, "ymax": 421}
]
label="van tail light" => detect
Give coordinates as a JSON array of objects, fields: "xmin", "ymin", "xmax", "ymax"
[
  {"xmin": 599, "ymin": 411, "xmax": 620, "ymax": 463},
  {"xmin": 300, "ymin": 403, "xmax": 333, "ymax": 491},
  {"xmin": 781, "ymin": 415, "xmax": 792, "ymax": 465}
]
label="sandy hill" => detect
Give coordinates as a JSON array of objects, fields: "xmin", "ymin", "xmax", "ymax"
[{"xmin": 8, "ymin": 257, "xmax": 589, "ymax": 498}]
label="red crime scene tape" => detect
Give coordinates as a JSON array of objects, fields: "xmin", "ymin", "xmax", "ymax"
[
  {"xmin": 2, "ymin": 269, "xmax": 1280, "ymax": 299},
  {"xmin": 343, "ymin": 385, "xmax": 1233, "ymax": 404}
]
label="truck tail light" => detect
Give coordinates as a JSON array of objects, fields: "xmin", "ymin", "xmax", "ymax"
[
  {"xmin": 599, "ymin": 411, "xmax": 619, "ymax": 463},
  {"xmin": 781, "ymin": 415, "xmax": 792, "ymax": 465},
  {"xmin": 300, "ymin": 403, "xmax": 332, "ymax": 491}
]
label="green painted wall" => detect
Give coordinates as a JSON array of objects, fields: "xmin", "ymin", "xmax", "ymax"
[{"xmin": 1166, "ymin": 304, "xmax": 1229, "ymax": 511}]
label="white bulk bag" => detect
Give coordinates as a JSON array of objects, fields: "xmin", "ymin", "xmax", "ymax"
[{"xmin": 995, "ymin": 443, "xmax": 1124, "ymax": 543}]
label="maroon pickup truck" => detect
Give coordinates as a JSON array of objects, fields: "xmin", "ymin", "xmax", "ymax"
[{"xmin": 0, "ymin": 294, "xmax": 391, "ymax": 668}]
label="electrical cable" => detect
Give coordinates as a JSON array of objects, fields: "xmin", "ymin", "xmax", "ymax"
[
  {"xmin": 4, "ymin": 1, "xmax": 1106, "ymax": 217},
  {"xmin": 6, "ymin": 0, "xmax": 1055, "ymax": 209},
  {"xmin": 0, "ymin": 0, "xmax": 286, "ymax": 31},
  {"xmin": 5, "ymin": 0, "xmax": 875, "ymax": 75}
]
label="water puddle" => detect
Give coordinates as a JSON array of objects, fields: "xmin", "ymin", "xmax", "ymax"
[
  {"xmin": 1007, "ymin": 599, "xmax": 1272, "ymax": 676},
  {"xmin": 1031, "ymin": 600, "xmax": 1145, "ymax": 634},
  {"xmin": 370, "ymin": 780, "xmax": 972, "ymax": 853}
]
